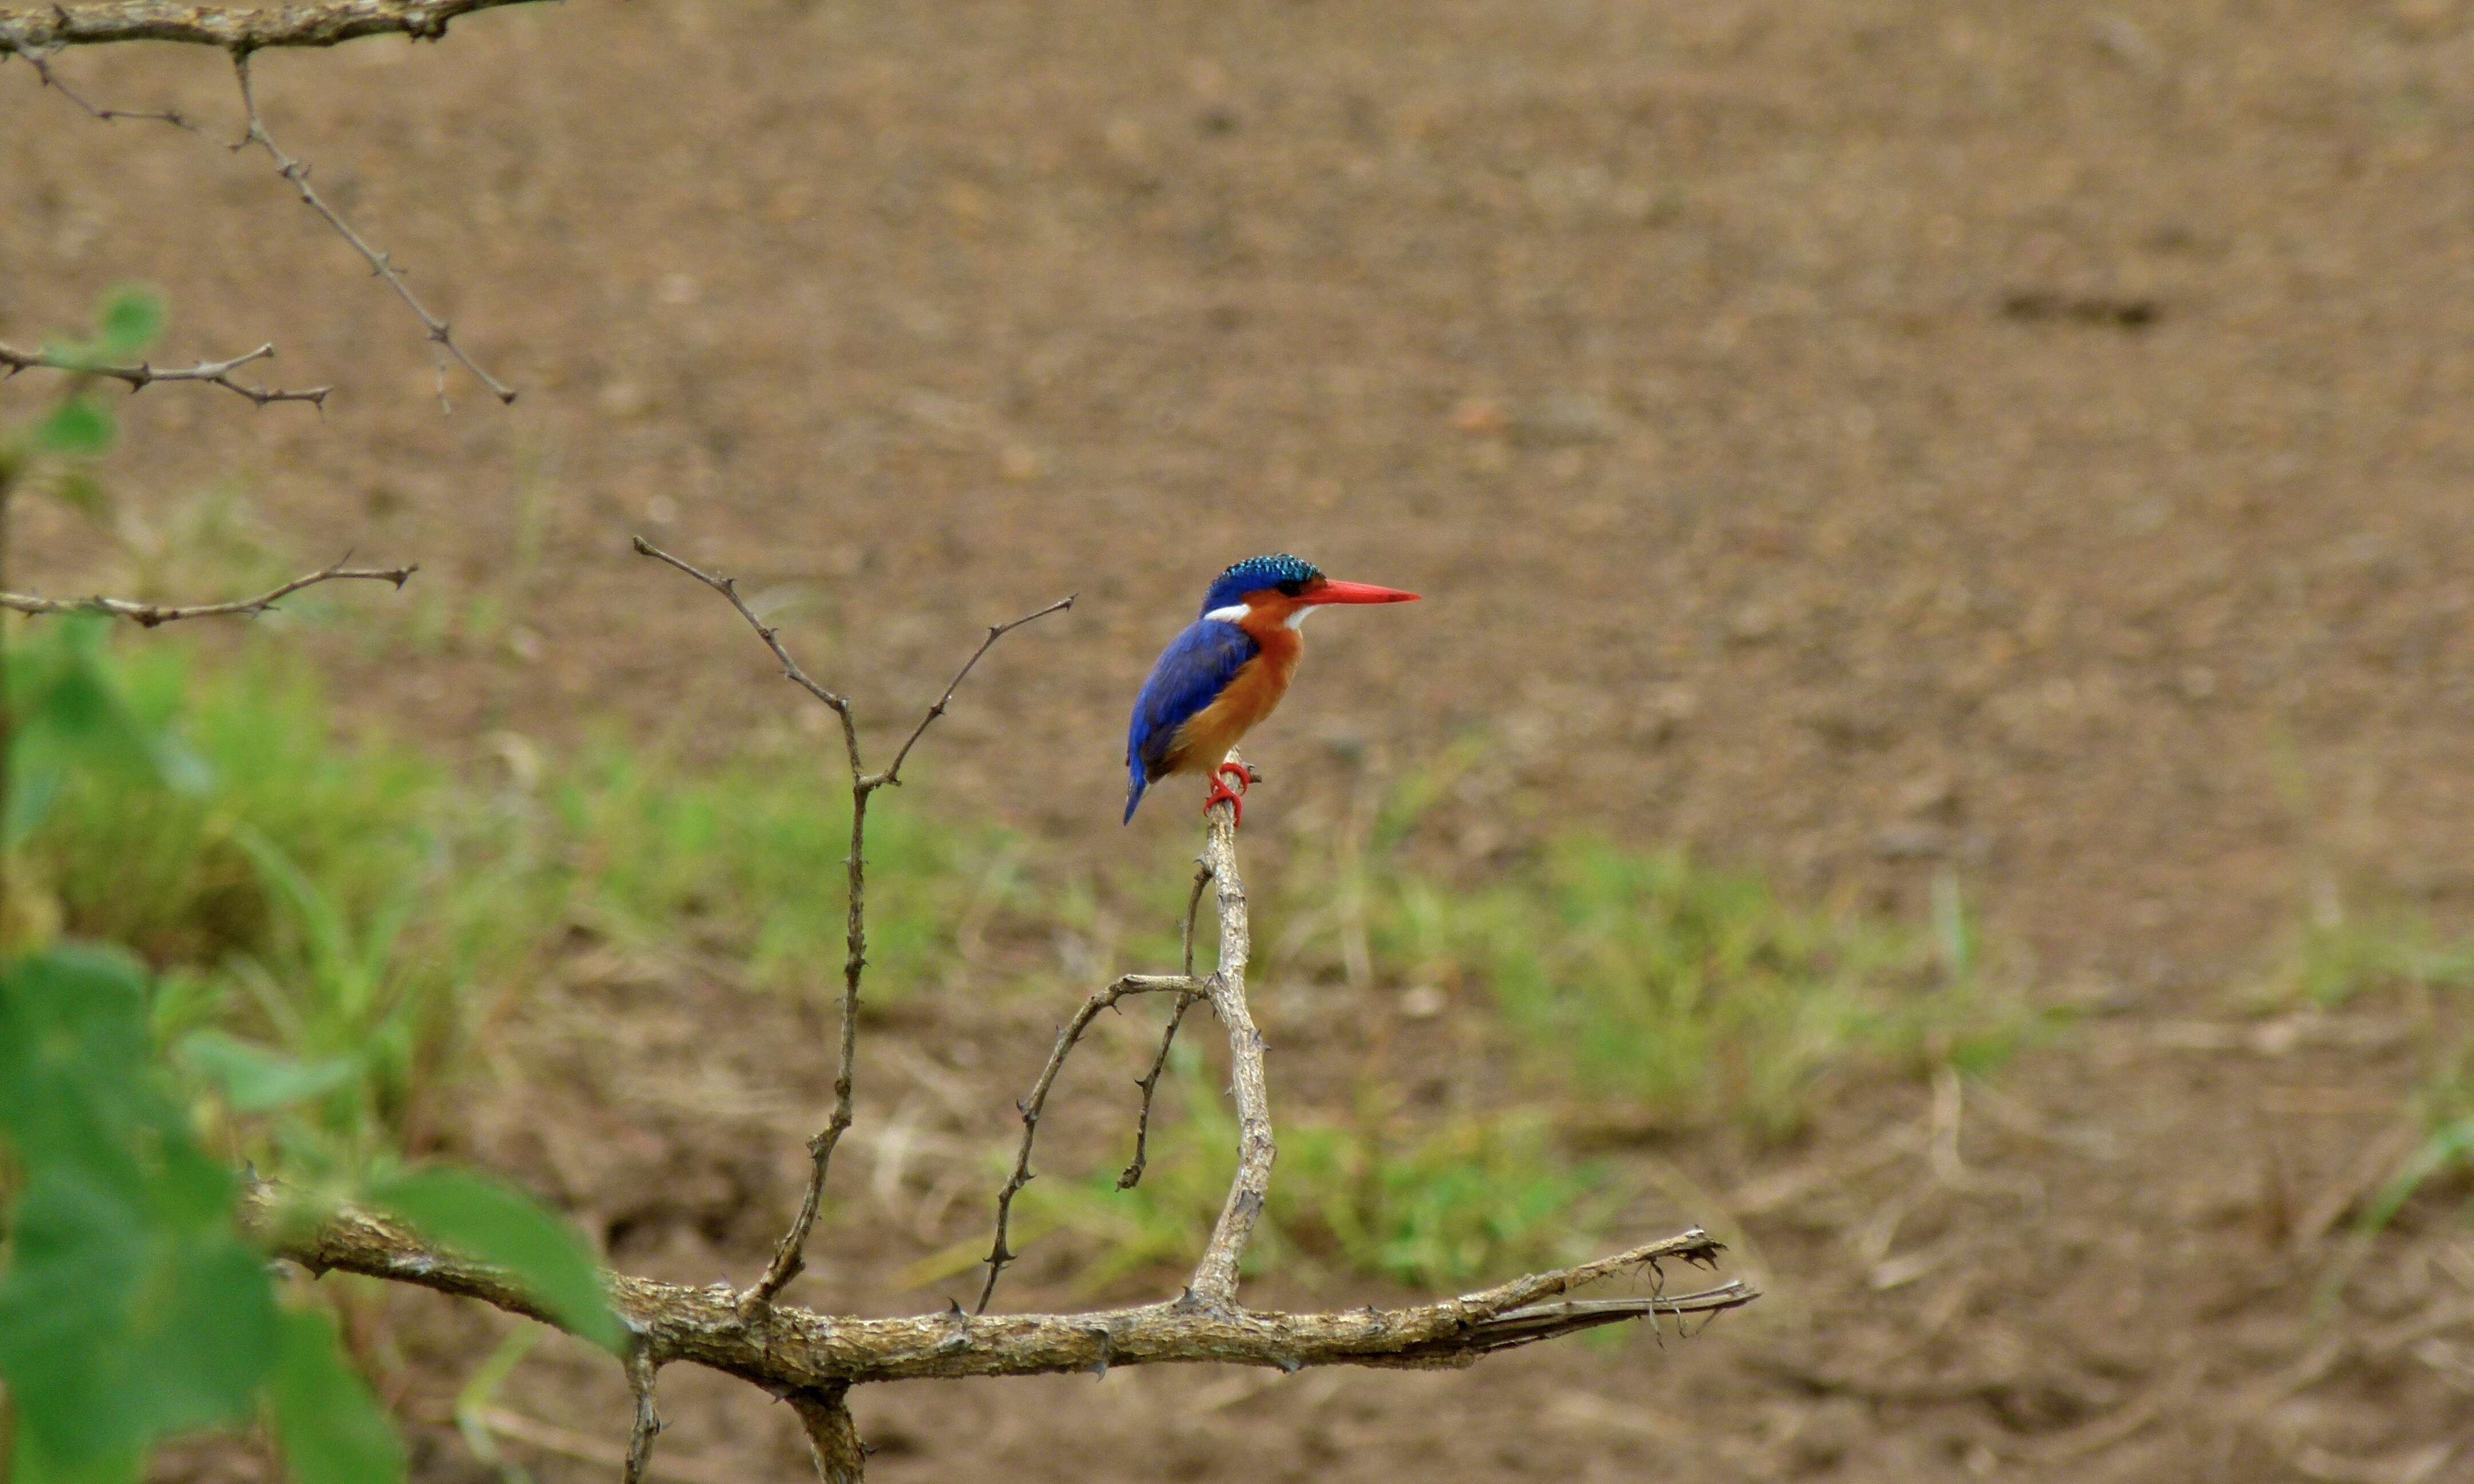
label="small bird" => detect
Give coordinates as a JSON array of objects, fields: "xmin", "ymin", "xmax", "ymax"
[{"xmin": 1124, "ymin": 554, "xmax": 1420, "ymax": 827}]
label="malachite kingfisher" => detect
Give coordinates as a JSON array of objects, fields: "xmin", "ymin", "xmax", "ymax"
[{"xmin": 1124, "ymin": 554, "xmax": 1420, "ymax": 827}]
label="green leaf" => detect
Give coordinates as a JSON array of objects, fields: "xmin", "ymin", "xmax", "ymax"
[
  {"xmin": 0, "ymin": 1170, "xmax": 151, "ymax": 1469},
  {"xmin": 125, "ymin": 1236, "xmax": 282, "ymax": 1440},
  {"xmin": 0, "ymin": 947, "xmax": 160, "ymax": 1170},
  {"xmin": 269, "ymin": 1308, "xmax": 407, "ymax": 1484},
  {"xmin": 365, "ymin": 1168, "xmax": 624, "ymax": 1351},
  {"xmin": 96, "ymin": 288, "xmax": 165, "ymax": 360},
  {"xmin": 31, "ymin": 397, "xmax": 113, "ymax": 458},
  {"xmin": 178, "ymin": 1032, "xmax": 361, "ymax": 1114}
]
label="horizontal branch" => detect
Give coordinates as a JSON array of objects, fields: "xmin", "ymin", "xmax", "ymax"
[
  {"xmin": 0, "ymin": 558, "xmax": 414, "ymax": 626},
  {"xmin": 0, "ymin": 0, "xmax": 546, "ymax": 52},
  {"xmin": 0, "ymin": 340, "xmax": 329, "ymax": 408},
  {"xmin": 258, "ymin": 1191, "xmax": 1756, "ymax": 1384}
]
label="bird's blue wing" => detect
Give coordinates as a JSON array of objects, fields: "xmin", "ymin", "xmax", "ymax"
[{"xmin": 1125, "ymin": 619, "xmax": 1258, "ymax": 823}]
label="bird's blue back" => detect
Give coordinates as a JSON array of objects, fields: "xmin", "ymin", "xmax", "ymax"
[{"xmin": 1124, "ymin": 618, "xmax": 1259, "ymax": 822}]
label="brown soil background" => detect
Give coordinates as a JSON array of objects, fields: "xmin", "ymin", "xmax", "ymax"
[{"xmin": 10, "ymin": 1, "xmax": 2474, "ymax": 1479}]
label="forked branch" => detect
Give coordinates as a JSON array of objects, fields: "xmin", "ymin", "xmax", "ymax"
[
  {"xmin": 634, "ymin": 535, "xmax": 1073, "ymax": 1311},
  {"xmin": 259, "ymin": 1191, "xmax": 1755, "ymax": 1384},
  {"xmin": 975, "ymin": 973, "xmax": 1206, "ymax": 1313},
  {"xmin": 240, "ymin": 544, "xmax": 1752, "ymax": 1484},
  {"xmin": 0, "ymin": 557, "xmax": 415, "ymax": 626}
]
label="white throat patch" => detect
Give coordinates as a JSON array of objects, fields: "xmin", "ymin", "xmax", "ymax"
[{"xmin": 1283, "ymin": 605, "xmax": 1319, "ymax": 629}]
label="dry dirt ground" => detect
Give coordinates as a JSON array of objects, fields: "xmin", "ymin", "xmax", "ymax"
[{"xmin": 10, "ymin": 1, "xmax": 2474, "ymax": 1479}]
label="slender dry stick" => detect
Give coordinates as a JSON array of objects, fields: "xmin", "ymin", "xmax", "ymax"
[
  {"xmin": 634, "ymin": 535, "xmax": 1072, "ymax": 1311},
  {"xmin": 1117, "ymin": 864, "xmax": 1215, "ymax": 1191},
  {"xmin": 0, "ymin": 1, "xmax": 545, "ymax": 52},
  {"xmin": 0, "ymin": 558, "xmax": 414, "ymax": 626},
  {"xmin": 4, "ymin": 41, "xmax": 190, "ymax": 125},
  {"xmin": 229, "ymin": 49, "xmax": 515, "ymax": 406},
  {"xmin": 1117, "ymin": 990, "xmax": 1203, "ymax": 1191},
  {"xmin": 872, "ymin": 594, "xmax": 1076, "ymax": 790},
  {"xmin": 0, "ymin": 340, "xmax": 328, "ymax": 408},
  {"xmin": 974, "ymin": 973, "xmax": 1205, "ymax": 1313},
  {"xmin": 620, "ymin": 1351, "xmax": 663, "ymax": 1484},
  {"xmin": 1187, "ymin": 749, "xmax": 1270, "ymax": 1309}
]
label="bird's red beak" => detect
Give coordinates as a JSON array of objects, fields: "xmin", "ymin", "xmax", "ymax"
[{"xmin": 1305, "ymin": 579, "xmax": 1421, "ymax": 605}]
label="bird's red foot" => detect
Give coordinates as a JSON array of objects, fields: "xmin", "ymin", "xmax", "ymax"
[{"xmin": 1202, "ymin": 761, "xmax": 1260, "ymax": 828}]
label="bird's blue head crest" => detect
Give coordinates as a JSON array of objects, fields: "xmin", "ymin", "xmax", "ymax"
[{"xmin": 1200, "ymin": 554, "xmax": 1323, "ymax": 617}]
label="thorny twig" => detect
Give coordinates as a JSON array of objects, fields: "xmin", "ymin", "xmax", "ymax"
[
  {"xmin": 975, "ymin": 973, "xmax": 1205, "ymax": 1313},
  {"xmin": 634, "ymin": 535, "xmax": 1073, "ymax": 1312},
  {"xmin": 0, "ymin": 556, "xmax": 413, "ymax": 626},
  {"xmin": 1117, "ymin": 863, "xmax": 1215, "ymax": 1191},
  {"xmin": 3, "ymin": 40, "xmax": 190, "ymax": 125},
  {"xmin": 0, "ymin": 339, "xmax": 330, "ymax": 409},
  {"xmin": 1118, "ymin": 990, "xmax": 1204, "ymax": 1191},
  {"xmin": 229, "ymin": 50, "xmax": 514, "ymax": 408}
]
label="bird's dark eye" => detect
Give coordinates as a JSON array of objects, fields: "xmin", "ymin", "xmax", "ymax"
[{"xmin": 1276, "ymin": 579, "xmax": 1305, "ymax": 597}]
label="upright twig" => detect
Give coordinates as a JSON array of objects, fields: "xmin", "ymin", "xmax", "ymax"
[
  {"xmin": 0, "ymin": 340, "xmax": 329, "ymax": 408},
  {"xmin": 975, "ymin": 973, "xmax": 1204, "ymax": 1313},
  {"xmin": 229, "ymin": 49, "xmax": 515, "ymax": 407},
  {"xmin": 634, "ymin": 535, "xmax": 1072, "ymax": 1312},
  {"xmin": 0, "ymin": 557, "xmax": 415, "ymax": 626},
  {"xmin": 4, "ymin": 41, "xmax": 191, "ymax": 125},
  {"xmin": 1116, "ymin": 866, "xmax": 1214, "ymax": 1191},
  {"xmin": 1117, "ymin": 989, "xmax": 1203, "ymax": 1193},
  {"xmin": 1185, "ymin": 751, "xmax": 1272, "ymax": 1309}
]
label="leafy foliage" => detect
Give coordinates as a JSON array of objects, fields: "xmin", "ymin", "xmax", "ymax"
[{"xmin": 0, "ymin": 619, "xmax": 619, "ymax": 1484}]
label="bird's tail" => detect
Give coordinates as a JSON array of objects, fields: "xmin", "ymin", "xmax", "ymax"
[{"xmin": 1123, "ymin": 756, "xmax": 1149, "ymax": 824}]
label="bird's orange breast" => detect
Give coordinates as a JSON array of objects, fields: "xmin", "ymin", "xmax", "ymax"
[{"xmin": 1163, "ymin": 622, "xmax": 1300, "ymax": 775}]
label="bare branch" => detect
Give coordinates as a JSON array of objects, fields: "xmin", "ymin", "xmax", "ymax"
[
  {"xmin": 253, "ymin": 1187, "xmax": 1756, "ymax": 1384},
  {"xmin": 0, "ymin": 557, "xmax": 413, "ymax": 626},
  {"xmin": 635, "ymin": 534, "xmax": 1073, "ymax": 1312},
  {"xmin": 1187, "ymin": 751, "xmax": 1269, "ymax": 1308},
  {"xmin": 1117, "ymin": 867, "xmax": 1214, "ymax": 1194},
  {"xmin": 786, "ymin": 1387, "xmax": 864, "ymax": 1484},
  {"xmin": 631, "ymin": 535, "xmax": 857, "ymax": 739},
  {"xmin": 976, "ymin": 973, "xmax": 1206, "ymax": 1314},
  {"xmin": 229, "ymin": 50, "xmax": 514, "ymax": 406},
  {"xmin": 870, "ymin": 594, "xmax": 1075, "ymax": 790},
  {"xmin": 0, "ymin": 339, "xmax": 329, "ymax": 409},
  {"xmin": 5, "ymin": 41, "xmax": 191, "ymax": 125},
  {"xmin": 1117, "ymin": 989, "xmax": 1202, "ymax": 1192},
  {"xmin": 0, "ymin": 1, "xmax": 543, "ymax": 52},
  {"xmin": 621, "ymin": 1351, "xmax": 663, "ymax": 1484}
]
